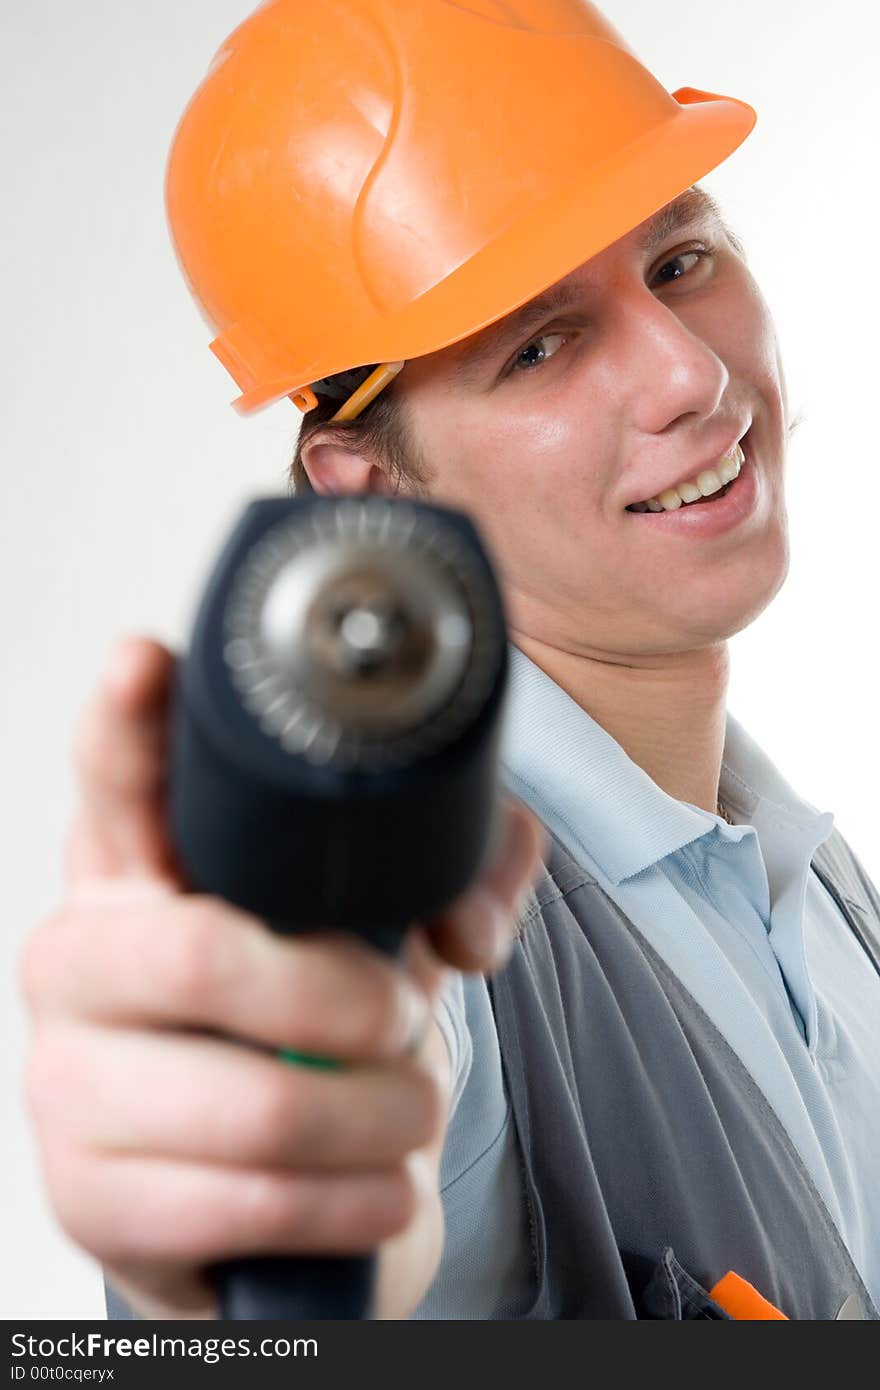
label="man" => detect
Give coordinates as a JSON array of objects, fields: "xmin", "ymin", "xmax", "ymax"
[{"xmin": 22, "ymin": 0, "xmax": 880, "ymax": 1319}]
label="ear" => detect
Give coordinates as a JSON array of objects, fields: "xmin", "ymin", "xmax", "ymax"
[{"xmin": 300, "ymin": 436, "xmax": 398, "ymax": 496}]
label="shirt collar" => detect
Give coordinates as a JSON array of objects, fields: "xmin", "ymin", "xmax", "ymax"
[{"xmin": 499, "ymin": 642, "xmax": 832, "ymax": 886}]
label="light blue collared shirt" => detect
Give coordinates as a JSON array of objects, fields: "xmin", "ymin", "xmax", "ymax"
[{"xmin": 414, "ymin": 644, "xmax": 880, "ymax": 1317}]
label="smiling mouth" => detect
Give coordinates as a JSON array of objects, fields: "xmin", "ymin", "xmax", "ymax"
[
  {"xmin": 625, "ymin": 439, "xmax": 746, "ymax": 512},
  {"xmin": 627, "ymin": 480, "xmax": 735, "ymax": 510}
]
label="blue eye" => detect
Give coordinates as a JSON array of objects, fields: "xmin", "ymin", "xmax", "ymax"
[{"xmin": 509, "ymin": 331, "xmax": 568, "ymax": 375}]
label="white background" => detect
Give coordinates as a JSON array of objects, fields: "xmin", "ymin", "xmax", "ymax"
[{"xmin": 2, "ymin": 0, "xmax": 877, "ymax": 1317}]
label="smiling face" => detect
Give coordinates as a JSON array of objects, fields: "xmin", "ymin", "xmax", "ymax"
[{"xmin": 390, "ymin": 187, "xmax": 791, "ymax": 659}]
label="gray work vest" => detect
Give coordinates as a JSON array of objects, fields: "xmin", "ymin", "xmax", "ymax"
[
  {"xmin": 105, "ymin": 824, "xmax": 880, "ymax": 1322},
  {"xmin": 486, "ymin": 822, "xmax": 880, "ymax": 1319}
]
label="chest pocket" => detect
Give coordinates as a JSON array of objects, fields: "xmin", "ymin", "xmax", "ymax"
[{"xmin": 638, "ymin": 1248, "xmax": 732, "ymax": 1320}]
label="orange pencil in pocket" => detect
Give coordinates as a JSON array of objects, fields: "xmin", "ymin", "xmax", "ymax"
[{"xmin": 710, "ymin": 1271, "xmax": 788, "ymax": 1319}]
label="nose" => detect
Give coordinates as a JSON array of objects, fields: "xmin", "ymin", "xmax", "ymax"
[{"xmin": 616, "ymin": 291, "xmax": 729, "ymax": 436}]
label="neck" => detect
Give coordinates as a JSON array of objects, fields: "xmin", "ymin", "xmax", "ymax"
[{"xmin": 513, "ymin": 631, "xmax": 730, "ymax": 816}]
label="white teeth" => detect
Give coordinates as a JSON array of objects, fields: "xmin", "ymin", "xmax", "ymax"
[
  {"xmin": 630, "ymin": 440, "xmax": 744, "ymax": 512},
  {"xmin": 696, "ymin": 468, "xmax": 724, "ymax": 497},
  {"xmin": 717, "ymin": 454, "xmax": 740, "ymax": 485},
  {"xmin": 657, "ymin": 488, "xmax": 682, "ymax": 510},
  {"xmin": 677, "ymin": 481, "xmax": 703, "ymax": 503}
]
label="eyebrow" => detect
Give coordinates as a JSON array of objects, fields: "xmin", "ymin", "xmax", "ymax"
[{"xmin": 450, "ymin": 186, "xmax": 723, "ymax": 385}]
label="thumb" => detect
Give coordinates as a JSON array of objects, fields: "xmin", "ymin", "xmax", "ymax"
[{"xmin": 66, "ymin": 636, "xmax": 186, "ymax": 900}]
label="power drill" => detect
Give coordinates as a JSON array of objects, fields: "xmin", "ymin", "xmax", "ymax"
[{"xmin": 167, "ymin": 493, "xmax": 509, "ymax": 1319}]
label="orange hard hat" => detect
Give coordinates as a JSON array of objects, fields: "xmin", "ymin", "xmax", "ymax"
[{"xmin": 165, "ymin": 0, "xmax": 756, "ymax": 420}]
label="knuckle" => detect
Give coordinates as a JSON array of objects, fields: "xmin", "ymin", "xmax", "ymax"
[
  {"xmin": 18, "ymin": 925, "xmax": 52, "ymax": 1010},
  {"xmin": 163, "ymin": 901, "xmax": 236, "ymax": 1015},
  {"xmin": 23, "ymin": 1031, "xmax": 57, "ymax": 1107},
  {"xmin": 23, "ymin": 1026, "xmax": 84, "ymax": 1129},
  {"xmin": 379, "ymin": 1065, "xmax": 444, "ymax": 1152},
  {"xmin": 245, "ymin": 1073, "xmax": 308, "ymax": 1162},
  {"xmin": 419, "ymin": 1067, "xmax": 448, "ymax": 1140},
  {"xmin": 63, "ymin": 1199, "xmax": 146, "ymax": 1268},
  {"xmin": 36, "ymin": 1137, "xmax": 220, "ymax": 1270},
  {"xmin": 18, "ymin": 911, "xmax": 69, "ymax": 1009},
  {"xmin": 39, "ymin": 1140, "xmax": 108, "ymax": 1257},
  {"xmin": 401, "ymin": 1067, "xmax": 447, "ymax": 1149},
  {"xmin": 350, "ymin": 965, "xmax": 402, "ymax": 1053},
  {"xmin": 57, "ymin": 1164, "xmax": 213, "ymax": 1268},
  {"xmin": 236, "ymin": 1169, "xmax": 303, "ymax": 1245},
  {"xmin": 108, "ymin": 1200, "xmax": 200, "ymax": 1266},
  {"xmin": 384, "ymin": 1162, "xmax": 421, "ymax": 1236},
  {"xmin": 21, "ymin": 1037, "xmax": 53, "ymax": 1124}
]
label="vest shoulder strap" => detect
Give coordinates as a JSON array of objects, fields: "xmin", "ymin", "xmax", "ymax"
[{"xmin": 811, "ymin": 825, "xmax": 880, "ymax": 979}]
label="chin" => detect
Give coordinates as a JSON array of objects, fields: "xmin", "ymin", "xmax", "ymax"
[
  {"xmin": 707, "ymin": 514, "xmax": 791, "ymax": 623},
  {"xmin": 685, "ymin": 554, "xmax": 791, "ymax": 644}
]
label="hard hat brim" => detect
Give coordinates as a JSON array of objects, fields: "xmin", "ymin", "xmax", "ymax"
[{"xmin": 223, "ymin": 86, "xmax": 756, "ymax": 415}]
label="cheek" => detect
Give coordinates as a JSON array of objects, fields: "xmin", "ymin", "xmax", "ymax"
[
  {"xmin": 439, "ymin": 411, "xmax": 606, "ymax": 567},
  {"xmin": 436, "ymin": 428, "xmax": 617, "ymax": 610},
  {"xmin": 445, "ymin": 400, "xmax": 603, "ymax": 507},
  {"xmin": 724, "ymin": 273, "xmax": 783, "ymax": 392}
]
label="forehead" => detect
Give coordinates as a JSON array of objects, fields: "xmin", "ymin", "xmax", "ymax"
[{"xmin": 445, "ymin": 186, "xmax": 723, "ymax": 379}]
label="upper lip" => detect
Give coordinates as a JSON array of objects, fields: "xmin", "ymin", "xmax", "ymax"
[{"xmin": 626, "ymin": 425, "xmax": 751, "ymax": 507}]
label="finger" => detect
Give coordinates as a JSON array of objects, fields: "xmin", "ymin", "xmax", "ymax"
[
  {"xmin": 23, "ymin": 895, "xmax": 430, "ymax": 1063},
  {"xmin": 37, "ymin": 1024, "xmax": 443, "ymax": 1171},
  {"xmin": 51, "ymin": 1146, "xmax": 423, "ymax": 1264},
  {"xmin": 399, "ymin": 924, "xmax": 450, "ymax": 1015},
  {"xmin": 67, "ymin": 636, "xmax": 184, "ymax": 895},
  {"xmin": 480, "ymin": 797, "xmax": 548, "ymax": 912},
  {"xmin": 424, "ymin": 797, "xmax": 547, "ymax": 973},
  {"xmin": 101, "ymin": 1260, "xmax": 216, "ymax": 1320}
]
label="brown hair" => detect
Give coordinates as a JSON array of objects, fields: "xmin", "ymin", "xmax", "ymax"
[{"xmin": 287, "ymin": 379, "xmax": 432, "ymax": 497}]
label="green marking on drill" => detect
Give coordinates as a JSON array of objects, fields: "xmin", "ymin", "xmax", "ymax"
[{"xmin": 277, "ymin": 1047, "xmax": 344, "ymax": 1071}]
